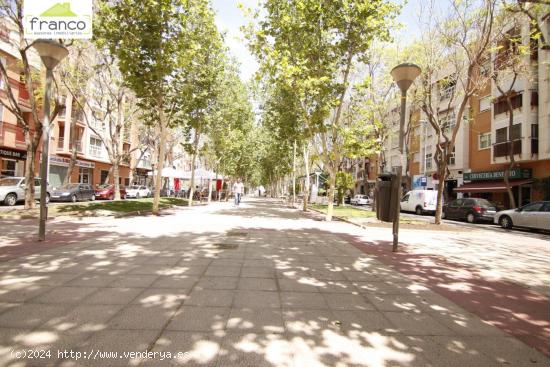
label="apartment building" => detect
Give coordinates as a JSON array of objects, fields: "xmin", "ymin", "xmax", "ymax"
[
  {"xmin": 0, "ymin": 20, "xmax": 41, "ymax": 178},
  {"xmin": 379, "ymin": 17, "xmax": 550, "ymax": 209},
  {"xmin": 457, "ymin": 21, "xmax": 550, "ymax": 208},
  {"xmin": 48, "ymin": 93, "xmax": 136, "ymax": 188}
]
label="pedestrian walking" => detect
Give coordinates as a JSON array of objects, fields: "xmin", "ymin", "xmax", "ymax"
[{"xmin": 233, "ymin": 178, "xmax": 244, "ymax": 206}]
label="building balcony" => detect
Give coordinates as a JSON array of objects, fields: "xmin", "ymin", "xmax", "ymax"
[
  {"xmin": 56, "ymin": 138, "xmax": 83, "ymax": 155},
  {"xmin": 493, "ymin": 139, "xmax": 522, "ymax": 158}
]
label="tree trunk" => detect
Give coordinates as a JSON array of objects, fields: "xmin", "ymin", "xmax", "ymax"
[
  {"xmin": 152, "ymin": 97, "xmax": 166, "ymax": 215},
  {"xmin": 23, "ymin": 133, "xmax": 37, "ymax": 209},
  {"xmin": 292, "ymin": 140, "xmax": 296, "ymax": 206},
  {"xmin": 188, "ymin": 131, "xmax": 200, "ymax": 207},
  {"xmin": 63, "ymin": 116, "xmax": 78, "ymax": 185},
  {"xmin": 219, "ymin": 177, "xmax": 225, "ymax": 202},
  {"xmin": 302, "ymin": 144, "xmax": 310, "ymax": 211},
  {"xmin": 504, "ymin": 95, "xmax": 516, "ymax": 209},
  {"xmin": 104, "ymin": 165, "xmax": 113, "ymax": 185},
  {"xmin": 434, "ymin": 162, "xmax": 446, "ymax": 225},
  {"xmin": 326, "ymin": 170, "xmax": 337, "ymax": 221},
  {"xmin": 113, "ymin": 161, "xmax": 121, "ymax": 200},
  {"xmin": 207, "ymin": 175, "xmax": 213, "ymax": 204}
]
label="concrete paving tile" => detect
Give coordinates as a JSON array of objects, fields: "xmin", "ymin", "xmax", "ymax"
[
  {"xmin": 0, "ymin": 285, "xmax": 51, "ymax": 303},
  {"xmin": 342, "ymin": 271, "xmax": 382, "ymax": 282},
  {"xmin": 466, "ymin": 336, "xmax": 549, "ymax": 366},
  {"xmin": 384, "ymin": 312, "xmax": 454, "ymax": 336},
  {"xmin": 131, "ymin": 288, "xmax": 188, "ymax": 308},
  {"xmin": 322, "ymin": 293, "xmax": 375, "ymax": 311},
  {"xmin": 240, "ymin": 267, "xmax": 276, "ymax": 278},
  {"xmin": 237, "ymin": 278, "xmax": 278, "ymax": 291},
  {"xmin": 430, "ymin": 311, "xmax": 509, "ymax": 336},
  {"xmin": 366, "ymin": 294, "xmax": 425, "ymax": 312},
  {"xmin": 78, "ymin": 330, "xmax": 159, "ymax": 366},
  {"xmin": 167, "ymin": 306, "xmax": 229, "ymax": 332},
  {"xmin": 43, "ymin": 304, "xmax": 125, "ymax": 332},
  {"xmin": 354, "ymin": 281, "xmax": 431, "ymax": 295},
  {"xmin": 151, "ymin": 331, "xmax": 222, "ymax": 366},
  {"xmin": 83, "ymin": 288, "xmax": 144, "ymax": 305},
  {"xmin": 316, "ymin": 280, "xmax": 357, "ymax": 294},
  {"xmin": 307, "ymin": 269, "xmax": 347, "ymax": 281},
  {"xmin": 216, "ymin": 332, "xmax": 293, "ymax": 367},
  {"xmin": 108, "ymin": 304, "xmax": 178, "ymax": 330},
  {"xmin": 195, "ymin": 277, "xmax": 239, "ymax": 290},
  {"xmin": 108, "ymin": 275, "xmax": 159, "ymax": 288},
  {"xmin": 233, "ymin": 291, "xmax": 281, "ymax": 309},
  {"xmin": 65, "ymin": 272, "xmax": 117, "ymax": 287},
  {"xmin": 127, "ymin": 265, "xmax": 171, "ymax": 275},
  {"xmin": 281, "ymin": 292, "xmax": 328, "ymax": 310},
  {"xmin": 185, "ymin": 290, "xmax": 234, "ymax": 308},
  {"xmin": 421, "ymin": 336, "xmax": 501, "ymax": 367},
  {"xmin": 29, "ymin": 286, "xmax": 99, "ymax": 304},
  {"xmin": 151, "ymin": 275, "xmax": 200, "ymax": 289},
  {"xmin": 210, "ymin": 259, "xmax": 244, "ymax": 267},
  {"xmin": 227, "ymin": 308, "xmax": 284, "ymax": 333},
  {"xmin": 0, "ymin": 304, "xmax": 72, "ymax": 328},
  {"xmin": 204, "ymin": 266, "xmax": 241, "ymax": 277},
  {"xmin": 283, "ymin": 309, "xmax": 337, "ymax": 335},
  {"xmin": 331, "ymin": 310, "xmax": 394, "ymax": 332},
  {"xmin": 277, "ymin": 278, "xmax": 319, "ymax": 292}
]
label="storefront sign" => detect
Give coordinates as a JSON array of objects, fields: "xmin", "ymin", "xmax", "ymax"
[
  {"xmin": 0, "ymin": 147, "xmax": 27, "ymax": 160},
  {"xmin": 50, "ymin": 156, "xmax": 94, "ymax": 168},
  {"xmin": 464, "ymin": 168, "xmax": 532, "ymax": 182}
]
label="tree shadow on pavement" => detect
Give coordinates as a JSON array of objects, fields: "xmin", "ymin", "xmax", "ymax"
[{"xmin": 0, "ymin": 208, "xmax": 547, "ymax": 366}]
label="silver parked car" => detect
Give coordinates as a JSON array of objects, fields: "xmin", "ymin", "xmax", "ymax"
[
  {"xmin": 0, "ymin": 177, "xmax": 50, "ymax": 206},
  {"xmin": 494, "ymin": 201, "xmax": 550, "ymax": 231}
]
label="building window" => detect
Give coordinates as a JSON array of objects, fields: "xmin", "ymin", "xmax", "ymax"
[
  {"xmin": 425, "ymin": 153, "xmax": 433, "ymax": 171},
  {"xmin": 480, "ymin": 61, "xmax": 490, "ymax": 77},
  {"xmin": 494, "ymin": 93, "xmax": 522, "ymax": 116},
  {"xmin": 1, "ymin": 159, "xmax": 16, "ymax": 176},
  {"xmin": 79, "ymin": 168, "xmax": 91, "ymax": 184},
  {"xmin": 89, "ymin": 137, "xmax": 102, "ymax": 158},
  {"xmin": 479, "ymin": 96, "xmax": 491, "ymax": 112},
  {"xmin": 440, "ymin": 112, "xmax": 456, "ymax": 133},
  {"xmin": 479, "ymin": 132, "xmax": 491, "ymax": 150},
  {"xmin": 439, "ymin": 77, "xmax": 456, "ymax": 100},
  {"xmin": 414, "ymin": 152, "xmax": 420, "ymax": 163},
  {"xmin": 448, "ymin": 147, "xmax": 456, "ymax": 166},
  {"xmin": 100, "ymin": 170, "xmax": 109, "ymax": 185}
]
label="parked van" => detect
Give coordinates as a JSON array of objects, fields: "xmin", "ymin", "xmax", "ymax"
[{"xmin": 400, "ymin": 189, "xmax": 439, "ymax": 215}]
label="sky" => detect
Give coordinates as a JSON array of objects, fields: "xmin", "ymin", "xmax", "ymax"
[{"xmin": 211, "ymin": 0, "xmax": 425, "ymax": 82}]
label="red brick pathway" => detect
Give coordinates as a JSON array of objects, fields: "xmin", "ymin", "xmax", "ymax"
[{"xmin": 342, "ymin": 234, "xmax": 550, "ymax": 357}]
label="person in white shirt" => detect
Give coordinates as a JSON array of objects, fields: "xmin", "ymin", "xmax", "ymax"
[{"xmin": 232, "ymin": 178, "xmax": 244, "ymax": 206}]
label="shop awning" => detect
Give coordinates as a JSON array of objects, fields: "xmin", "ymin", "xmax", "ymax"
[{"xmin": 454, "ymin": 179, "xmax": 532, "ymax": 193}]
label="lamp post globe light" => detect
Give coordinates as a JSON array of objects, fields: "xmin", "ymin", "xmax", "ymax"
[
  {"xmin": 389, "ymin": 63, "xmax": 421, "ymax": 252},
  {"xmin": 33, "ymin": 40, "xmax": 69, "ymax": 242}
]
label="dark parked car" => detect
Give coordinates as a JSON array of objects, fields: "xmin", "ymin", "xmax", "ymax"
[
  {"xmin": 95, "ymin": 184, "xmax": 126, "ymax": 200},
  {"xmin": 442, "ymin": 198, "xmax": 498, "ymax": 223},
  {"xmin": 50, "ymin": 183, "xmax": 95, "ymax": 202}
]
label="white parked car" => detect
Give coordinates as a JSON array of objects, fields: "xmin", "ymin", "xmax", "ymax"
[
  {"xmin": 350, "ymin": 194, "xmax": 372, "ymax": 206},
  {"xmin": 125, "ymin": 185, "xmax": 150, "ymax": 199},
  {"xmin": 0, "ymin": 177, "xmax": 50, "ymax": 206},
  {"xmin": 494, "ymin": 201, "xmax": 550, "ymax": 231},
  {"xmin": 400, "ymin": 189, "xmax": 439, "ymax": 215}
]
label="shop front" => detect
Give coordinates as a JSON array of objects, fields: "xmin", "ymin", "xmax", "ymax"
[
  {"xmin": 49, "ymin": 156, "xmax": 96, "ymax": 188},
  {"xmin": 0, "ymin": 147, "xmax": 26, "ymax": 177},
  {"xmin": 455, "ymin": 168, "xmax": 533, "ymax": 209}
]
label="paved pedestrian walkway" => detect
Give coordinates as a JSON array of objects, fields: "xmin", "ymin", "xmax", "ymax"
[{"xmin": 0, "ymin": 198, "xmax": 548, "ymax": 366}]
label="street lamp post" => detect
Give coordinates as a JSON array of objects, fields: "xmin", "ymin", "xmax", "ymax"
[
  {"xmin": 34, "ymin": 40, "xmax": 69, "ymax": 242},
  {"xmin": 390, "ymin": 63, "xmax": 421, "ymax": 252}
]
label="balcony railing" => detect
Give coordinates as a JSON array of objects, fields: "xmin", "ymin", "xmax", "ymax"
[
  {"xmin": 69, "ymin": 140, "xmax": 83, "ymax": 153},
  {"xmin": 494, "ymin": 139, "xmax": 522, "ymax": 158},
  {"xmin": 57, "ymin": 137, "xmax": 65, "ymax": 149}
]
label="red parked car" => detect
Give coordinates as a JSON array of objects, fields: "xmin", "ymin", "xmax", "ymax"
[{"xmin": 94, "ymin": 184, "xmax": 126, "ymax": 200}]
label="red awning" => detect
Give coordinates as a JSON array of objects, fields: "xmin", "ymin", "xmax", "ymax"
[{"xmin": 454, "ymin": 179, "xmax": 532, "ymax": 193}]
